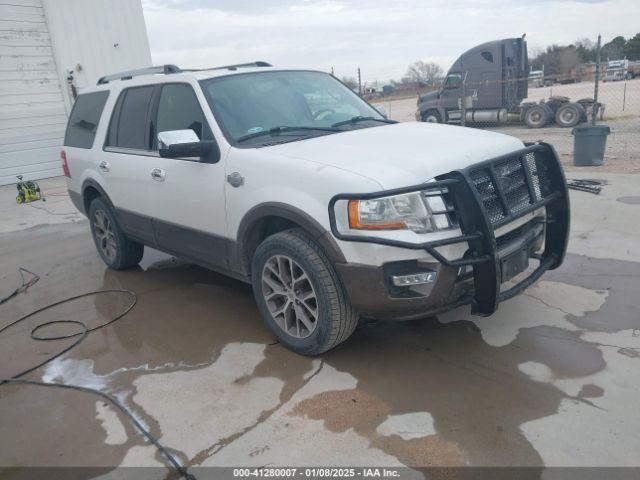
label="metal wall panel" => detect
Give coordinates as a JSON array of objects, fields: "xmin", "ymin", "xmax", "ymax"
[
  {"xmin": 0, "ymin": 0, "xmax": 66, "ymax": 185},
  {"xmin": 0, "ymin": 0, "xmax": 152, "ymax": 185},
  {"xmin": 42, "ymin": 0, "xmax": 153, "ymax": 111}
]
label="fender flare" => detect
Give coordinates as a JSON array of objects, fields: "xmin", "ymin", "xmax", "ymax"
[
  {"xmin": 234, "ymin": 202, "xmax": 347, "ymax": 276},
  {"xmin": 81, "ymin": 178, "xmax": 114, "ymax": 214}
]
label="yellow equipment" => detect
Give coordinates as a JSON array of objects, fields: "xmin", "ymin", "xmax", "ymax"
[{"xmin": 15, "ymin": 175, "xmax": 43, "ymax": 204}]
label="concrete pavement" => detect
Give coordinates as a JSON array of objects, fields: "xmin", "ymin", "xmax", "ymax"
[{"xmin": 0, "ymin": 172, "xmax": 639, "ymax": 477}]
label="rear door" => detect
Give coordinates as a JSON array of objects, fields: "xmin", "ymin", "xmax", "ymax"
[
  {"xmin": 102, "ymin": 85, "xmax": 157, "ymax": 245},
  {"xmin": 147, "ymin": 82, "xmax": 229, "ymax": 269},
  {"xmin": 64, "ymin": 90, "xmax": 110, "ymax": 193}
]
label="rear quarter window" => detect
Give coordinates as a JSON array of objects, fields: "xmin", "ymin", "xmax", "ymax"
[{"xmin": 64, "ymin": 91, "xmax": 109, "ymax": 149}]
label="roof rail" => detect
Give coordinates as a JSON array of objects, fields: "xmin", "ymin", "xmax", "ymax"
[
  {"xmin": 97, "ymin": 64, "xmax": 182, "ymax": 85},
  {"xmin": 186, "ymin": 61, "xmax": 272, "ymax": 72}
]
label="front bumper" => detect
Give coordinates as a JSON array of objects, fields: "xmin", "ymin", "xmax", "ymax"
[{"xmin": 329, "ymin": 143, "xmax": 570, "ymax": 318}]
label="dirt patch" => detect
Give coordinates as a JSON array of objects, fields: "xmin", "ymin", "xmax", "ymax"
[
  {"xmin": 293, "ymin": 389, "xmax": 465, "ymax": 467},
  {"xmin": 373, "ymin": 434, "xmax": 464, "ymax": 468},
  {"xmin": 293, "ymin": 389, "xmax": 391, "ymax": 432}
]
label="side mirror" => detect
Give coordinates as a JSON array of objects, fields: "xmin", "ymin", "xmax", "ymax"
[
  {"xmin": 157, "ymin": 129, "xmax": 220, "ymax": 163},
  {"xmin": 374, "ymin": 104, "xmax": 387, "ymax": 118}
]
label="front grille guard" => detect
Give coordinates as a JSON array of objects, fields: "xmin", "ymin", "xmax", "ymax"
[{"xmin": 328, "ymin": 143, "xmax": 570, "ymax": 316}]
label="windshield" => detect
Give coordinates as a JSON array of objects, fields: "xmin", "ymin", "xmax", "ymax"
[{"xmin": 199, "ymin": 70, "xmax": 385, "ymax": 146}]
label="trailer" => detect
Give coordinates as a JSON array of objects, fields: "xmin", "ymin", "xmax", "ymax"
[
  {"xmin": 630, "ymin": 61, "xmax": 640, "ymax": 79},
  {"xmin": 604, "ymin": 59, "xmax": 629, "ymax": 82},
  {"xmin": 416, "ymin": 37, "xmax": 603, "ymax": 129}
]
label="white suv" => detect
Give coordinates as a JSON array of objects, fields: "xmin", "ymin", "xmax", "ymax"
[{"xmin": 63, "ymin": 62, "xmax": 570, "ymax": 355}]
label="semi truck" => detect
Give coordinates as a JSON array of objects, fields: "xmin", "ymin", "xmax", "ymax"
[{"xmin": 416, "ymin": 37, "xmax": 601, "ymax": 128}]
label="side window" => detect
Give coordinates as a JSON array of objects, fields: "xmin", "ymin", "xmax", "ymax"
[
  {"xmin": 106, "ymin": 85, "xmax": 154, "ymax": 150},
  {"xmin": 481, "ymin": 51, "xmax": 494, "ymax": 63},
  {"xmin": 64, "ymin": 91, "xmax": 109, "ymax": 149},
  {"xmin": 444, "ymin": 73, "xmax": 462, "ymax": 90},
  {"xmin": 154, "ymin": 83, "xmax": 211, "ymax": 148}
]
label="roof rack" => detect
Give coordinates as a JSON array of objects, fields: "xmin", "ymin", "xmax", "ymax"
[
  {"xmin": 185, "ymin": 61, "xmax": 272, "ymax": 72},
  {"xmin": 97, "ymin": 64, "xmax": 182, "ymax": 85},
  {"xmin": 96, "ymin": 61, "xmax": 272, "ymax": 85}
]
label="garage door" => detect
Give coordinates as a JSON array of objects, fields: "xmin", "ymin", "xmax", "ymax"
[{"xmin": 0, "ymin": 0, "xmax": 68, "ymax": 186}]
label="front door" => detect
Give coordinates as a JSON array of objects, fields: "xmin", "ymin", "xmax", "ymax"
[
  {"xmin": 146, "ymin": 82, "xmax": 229, "ymax": 269},
  {"xmin": 439, "ymin": 72, "xmax": 463, "ymax": 113}
]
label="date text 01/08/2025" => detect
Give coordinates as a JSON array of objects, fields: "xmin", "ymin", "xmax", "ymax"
[{"xmin": 232, "ymin": 467, "xmax": 401, "ymax": 478}]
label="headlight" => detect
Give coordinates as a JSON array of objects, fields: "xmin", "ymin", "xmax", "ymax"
[{"xmin": 348, "ymin": 192, "xmax": 434, "ymax": 233}]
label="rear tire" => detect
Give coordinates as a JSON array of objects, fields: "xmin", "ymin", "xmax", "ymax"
[
  {"xmin": 251, "ymin": 228, "xmax": 357, "ymax": 355},
  {"xmin": 88, "ymin": 197, "xmax": 143, "ymax": 270},
  {"xmin": 524, "ymin": 105, "xmax": 550, "ymax": 128},
  {"xmin": 555, "ymin": 102, "xmax": 584, "ymax": 128}
]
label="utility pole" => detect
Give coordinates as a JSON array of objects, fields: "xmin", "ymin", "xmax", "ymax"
[
  {"xmin": 593, "ymin": 34, "xmax": 601, "ymax": 125},
  {"xmin": 357, "ymin": 67, "xmax": 362, "ymax": 96}
]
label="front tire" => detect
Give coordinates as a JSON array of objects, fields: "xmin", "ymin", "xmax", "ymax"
[
  {"xmin": 88, "ymin": 197, "xmax": 143, "ymax": 270},
  {"xmin": 422, "ymin": 109, "xmax": 442, "ymax": 123},
  {"xmin": 251, "ymin": 229, "xmax": 357, "ymax": 355}
]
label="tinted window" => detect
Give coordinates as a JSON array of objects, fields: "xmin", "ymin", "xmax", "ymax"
[
  {"xmin": 444, "ymin": 73, "xmax": 462, "ymax": 89},
  {"xmin": 64, "ymin": 91, "xmax": 109, "ymax": 148},
  {"xmin": 155, "ymin": 83, "xmax": 211, "ymax": 144},
  {"xmin": 108, "ymin": 86, "xmax": 154, "ymax": 150},
  {"xmin": 481, "ymin": 51, "xmax": 494, "ymax": 63}
]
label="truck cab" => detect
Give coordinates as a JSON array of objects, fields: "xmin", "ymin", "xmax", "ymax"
[{"xmin": 416, "ymin": 38, "xmax": 528, "ymax": 125}]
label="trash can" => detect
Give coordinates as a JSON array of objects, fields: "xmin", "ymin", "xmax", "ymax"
[{"xmin": 572, "ymin": 125, "xmax": 610, "ymax": 166}]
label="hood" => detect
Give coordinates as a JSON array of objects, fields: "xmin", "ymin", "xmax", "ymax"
[
  {"xmin": 267, "ymin": 122, "xmax": 524, "ymax": 189},
  {"xmin": 418, "ymin": 90, "xmax": 439, "ymax": 104}
]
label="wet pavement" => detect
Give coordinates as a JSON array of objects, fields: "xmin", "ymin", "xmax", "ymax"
[{"xmin": 1, "ymin": 173, "xmax": 639, "ymax": 477}]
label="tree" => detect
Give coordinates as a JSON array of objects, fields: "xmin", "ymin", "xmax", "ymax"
[
  {"xmin": 575, "ymin": 38, "xmax": 597, "ymax": 63},
  {"xmin": 623, "ymin": 33, "xmax": 640, "ymax": 60},
  {"xmin": 405, "ymin": 61, "xmax": 443, "ymax": 86},
  {"xmin": 530, "ymin": 44, "xmax": 580, "ymax": 75},
  {"xmin": 602, "ymin": 36, "xmax": 626, "ymax": 60},
  {"xmin": 558, "ymin": 46, "xmax": 580, "ymax": 74},
  {"xmin": 341, "ymin": 76, "xmax": 358, "ymax": 90}
]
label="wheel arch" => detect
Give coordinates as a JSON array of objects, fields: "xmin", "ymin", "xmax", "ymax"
[
  {"xmin": 235, "ymin": 203, "xmax": 346, "ymax": 277},
  {"xmin": 80, "ymin": 178, "xmax": 116, "ymax": 216},
  {"xmin": 420, "ymin": 107, "xmax": 444, "ymax": 123}
]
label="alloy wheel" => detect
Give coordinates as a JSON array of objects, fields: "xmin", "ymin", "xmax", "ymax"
[
  {"xmin": 261, "ymin": 254, "xmax": 318, "ymax": 339},
  {"xmin": 560, "ymin": 109, "xmax": 576, "ymax": 124},
  {"xmin": 93, "ymin": 209, "xmax": 117, "ymax": 261}
]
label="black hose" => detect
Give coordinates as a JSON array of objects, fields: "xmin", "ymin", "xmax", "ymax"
[
  {"xmin": 0, "ymin": 267, "xmax": 39, "ymax": 306},
  {"xmin": 0, "ymin": 273, "xmax": 197, "ymax": 480}
]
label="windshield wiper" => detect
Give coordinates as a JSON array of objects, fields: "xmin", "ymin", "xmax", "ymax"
[
  {"xmin": 237, "ymin": 125, "xmax": 342, "ymax": 143},
  {"xmin": 331, "ymin": 116, "xmax": 397, "ymax": 128}
]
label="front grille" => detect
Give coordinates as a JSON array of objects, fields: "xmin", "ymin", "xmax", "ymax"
[{"xmin": 470, "ymin": 151, "xmax": 550, "ymax": 225}]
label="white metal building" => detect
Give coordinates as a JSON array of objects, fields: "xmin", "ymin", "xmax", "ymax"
[{"xmin": 0, "ymin": 0, "xmax": 152, "ymax": 185}]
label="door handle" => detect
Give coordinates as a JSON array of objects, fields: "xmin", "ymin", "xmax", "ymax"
[
  {"xmin": 98, "ymin": 160, "xmax": 110, "ymax": 172},
  {"xmin": 151, "ymin": 168, "xmax": 166, "ymax": 182}
]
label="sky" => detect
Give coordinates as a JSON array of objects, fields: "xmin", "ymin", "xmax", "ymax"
[{"xmin": 141, "ymin": 0, "xmax": 639, "ymax": 86}]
